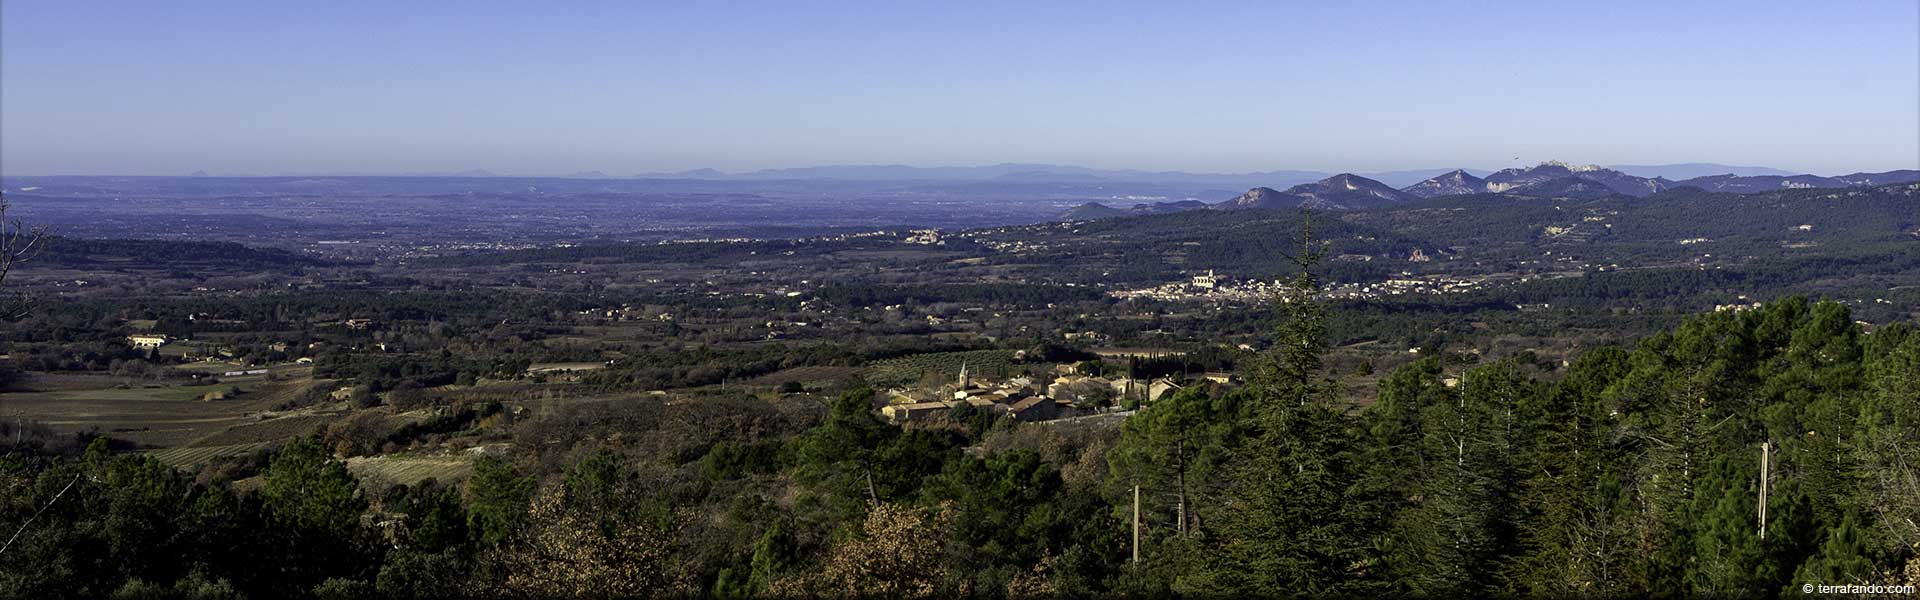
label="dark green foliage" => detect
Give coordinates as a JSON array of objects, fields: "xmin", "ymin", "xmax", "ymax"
[
  {"xmin": 743, "ymin": 523, "xmax": 801, "ymax": 595},
  {"xmin": 0, "ymin": 438, "xmax": 365, "ymax": 598},
  {"xmin": 258, "ymin": 437, "xmax": 370, "ymax": 595},
  {"xmin": 1390, "ymin": 362, "xmax": 1535, "ymax": 596},
  {"xmin": 796, "ymin": 389, "xmax": 896, "ymax": 507},
  {"xmin": 702, "ymin": 439, "xmax": 791, "ymax": 481},
  {"xmin": 1201, "ymin": 395, "xmax": 1378, "ymax": 596},
  {"xmin": 1196, "ymin": 215, "xmax": 1388, "ymax": 595},
  {"xmin": 108, "ymin": 573, "xmax": 242, "ymax": 600},
  {"xmin": 464, "ymin": 454, "xmax": 533, "ymax": 546},
  {"xmin": 261, "ymin": 437, "xmax": 365, "ymax": 537},
  {"xmin": 396, "ymin": 481, "xmax": 468, "ymax": 551},
  {"xmin": 374, "ymin": 548, "xmax": 468, "ymax": 600},
  {"xmin": 1358, "ymin": 357, "xmax": 1447, "ymax": 518},
  {"xmin": 1687, "ymin": 457, "xmax": 1775, "ymax": 596},
  {"xmin": 1787, "ymin": 513, "xmax": 1879, "ymax": 593},
  {"xmin": 921, "ymin": 450, "xmax": 1066, "ymax": 591},
  {"xmin": 795, "ymin": 388, "xmax": 960, "ymax": 511},
  {"xmin": 1108, "ymin": 386, "xmax": 1250, "ymax": 538},
  {"xmin": 35, "ymin": 236, "xmax": 330, "ymax": 270},
  {"xmin": 1508, "ymin": 346, "xmax": 1638, "ymax": 594}
]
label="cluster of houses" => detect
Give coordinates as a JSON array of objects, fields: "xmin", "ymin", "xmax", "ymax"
[
  {"xmin": 126, "ymin": 333, "xmax": 323, "ymax": 365},
  {"xmin": 903, "ymin": 229, "xmax": 946, "ymax": 245},
  {"xmin": 877, "ymin": 362, "xmax": 1237, "ymax": 425},
  {"xmin": 1111, "ymin": 267, "xmax": 1496, "ymax": 305},
  {"xmin": 1320, "ymin": 274, "xmax": 1484, "ymax": 301},
  {"xmin": 574, "ymin": 304, "xmax": 678, "ymax": 323},
  {"xmin": 1109, "ymin": 270, "xmax": 1295, "ymax": 303}
]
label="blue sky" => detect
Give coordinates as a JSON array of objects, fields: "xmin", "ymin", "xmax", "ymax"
[{"xmin": 3, "ymin": 1, "xmax": 1916, "ymax": 175}]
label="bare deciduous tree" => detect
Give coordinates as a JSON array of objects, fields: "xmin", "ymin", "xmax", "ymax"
[{"xmin": 0, "ymin": 195, "xmax": 50, "ymax": 320}]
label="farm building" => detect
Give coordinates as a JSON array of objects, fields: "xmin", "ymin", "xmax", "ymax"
[
  {"xmin": 1202, "ymin": 372, "xmax": 1238, "ymax": 384},
  {"xmin": 128, "ymin": 334, "xmax": 170, "ymax": 349},
  {"xmin": 1146, "ymin": 378, "xmax": 1184, "ymax": 402},
  {"xmin": 881, "ymin": 401, "xmax": 953, "ymax": 424},
  {"xmin": 1009, "ymin": 396, "xmax": 1060, "ymax": 422}
]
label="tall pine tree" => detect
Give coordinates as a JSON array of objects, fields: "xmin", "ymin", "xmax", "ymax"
[{"xmin": 1200, "ymin": 211, "xmax": 1383, "ymax": 596}]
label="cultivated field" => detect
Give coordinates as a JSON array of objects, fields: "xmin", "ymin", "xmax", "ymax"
[
  {"xmin": 148, "ymin": 442, "xmax": 277, "ymax": 469},
  {"xmin": 346, "ymin": 453, "xmax": 474, "ymax": 486},
  {"xmin": 745, "ymin": 366, "xmax": 864, "ymax": 386},
  {"xmin": 0, "ymin": 372, "xmax": 340, "ymax": 452}
]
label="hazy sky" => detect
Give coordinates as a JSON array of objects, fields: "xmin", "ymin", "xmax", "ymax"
[{"xmin": 4, "ymin": 1, "xmax": 1917, "ymax": 176}]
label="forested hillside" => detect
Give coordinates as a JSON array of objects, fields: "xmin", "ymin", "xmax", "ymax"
[
  {"xmin": 4, "ymin": 293, "xmax": 1914, "ymax": 598},
  {"xmin": 33, "ymin": 237, "xmax": 331, "ymax": 270}
]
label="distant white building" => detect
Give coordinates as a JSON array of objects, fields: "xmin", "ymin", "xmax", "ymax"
[
  {"xmin": 1191, "ymin": 269, "xmax": 1220, "ymax": 290},
  {"xmin": 128, "ymin": 335, "xmax": 170, "ymax": 349}
]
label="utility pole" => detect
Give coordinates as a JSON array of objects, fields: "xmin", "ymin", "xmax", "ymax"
[
  {"xmin": 1175, "ymin": 439, "xmax": 1188, "ymax": 537},
  {"xmin": 1132, "ymin": 484, "xmax": 1141, "ymax": 564},
  {"xmin": 1758, "ymin": 441, "xmax": 1770, "ymax": 539}
]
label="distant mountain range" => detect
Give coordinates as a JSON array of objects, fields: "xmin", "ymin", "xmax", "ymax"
[
  {"xmin": 631, "ymin": 163, "xmax": 1496, "ymax": 187},
  {"xmin": 1056, "ymin": 161, "xmax": 1920, "ymax": 220},
  {"xmin": 1481, "ymin": 162, "xmax": 1656, "ymax": 196},
  {"xmin": 144, "ymin": 160, "xmax": 1920, "ymax": 220},
  {"xmin": 1606, "ymin": 163, "xmax": 1796, "ymax": 179},
  {"xmin": 637, "ymin": 163, "xmax": 1338, "ymax": 188},
  {"xmin": 1207, "ymin": 173, "xmax": 1429, "ymax": 211},
  {"xmin": 1218, "ymin": 187, "xmax": 1299, "ymax": 210},
  {"xmin": 159, "ymin": 160, "xmax": 1886, "ymax": 188},
  {"xmin": 210, "ymin": 160, "xmax": 1873, "ymax": 188},
  {"xmin": 1284, "ymin": 173, "xmax": 1417, "ymax": 209},
  {"xmin": 1057, "ymin": 199, "xmax": 1211, "ymax": 220},
  {"xmin": 1504, "ymin": 176, "xmax": 1622, "ymax": 200},
  {"xmin": 1404, "ymin": 161, "xmax": 1920, "ymax": 199},
  {"xmin": 1672, "ymin": 171, "xmax": 1920, "ymax": 193},
  {"xmin": 625, "ymin": 162, "xmax": 1822, "ymax": 187}
]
